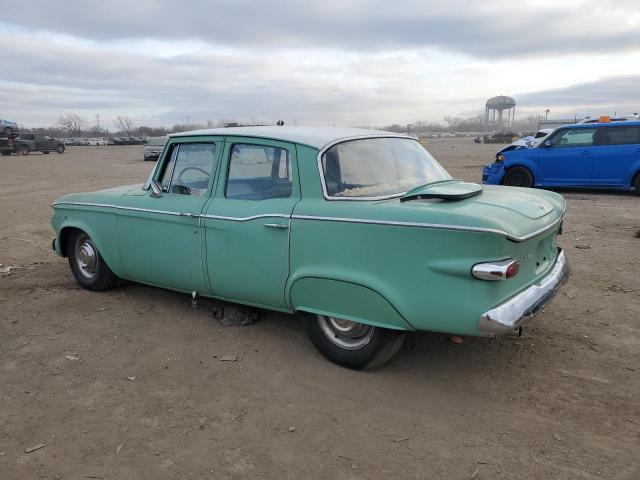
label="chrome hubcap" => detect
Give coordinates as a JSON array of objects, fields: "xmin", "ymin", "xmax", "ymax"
[
  {"xmin": 76, "ymin": 236, "xmax": 98, "ymax": 279},
  {"xmin": 318, "ymin": 315, "xmax": 374, "ymax": 350}
]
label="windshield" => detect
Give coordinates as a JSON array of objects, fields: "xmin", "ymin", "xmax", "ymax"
[{"xmin": 321, "ymin": 137, "xmax": 451, "ymax": 198}]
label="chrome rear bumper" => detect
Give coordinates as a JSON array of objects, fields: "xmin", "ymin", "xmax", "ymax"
[{"xmin": 478, "ymin": 249, "xmax": 569, "ymax": 335}]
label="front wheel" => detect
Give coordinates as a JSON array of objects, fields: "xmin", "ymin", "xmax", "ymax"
[
  {"xmin": 57, "ymin": 145, "xmax": 65, "ymax": 154},
  {"xmin": 302, "ymin": 313, "xmax": 406, "ymax": 369},
  {"xmin": 67, "ymin": 231, "xmax": 117, "ymax": 291},
  {"xmin": 503, "ymin": 166, "xmax": 533, "ymax": 187}
]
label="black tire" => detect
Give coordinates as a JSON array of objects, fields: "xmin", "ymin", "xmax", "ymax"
[
  {"xmin": 3, "ymin": 127, "xmax": 13, "ymax": 136},
  {"xmin": 503, "ymin": 166, "xmax": 533, "ymax": 187},
  {"xmin": 302, "ymin": 312, "xmax": 406, "ymax": 369},
  {"xmin": 67, "ymin": 231, "xmax": 118, "ymax": 291},
  {"xmin": 57, "ymin": 145, "xmax": 65, "ymax": 154},
  {"xmin": 42, "ymin": 151, "xmax": 50, "ymax": 154},
  {"xmin": 634, "ymin": 173, "xmax": 640, "ymax": 196}
]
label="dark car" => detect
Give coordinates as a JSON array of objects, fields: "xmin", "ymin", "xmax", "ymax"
[{"xmin": 15, "ymin": 133, "xmax": 66, "ymax": 154}]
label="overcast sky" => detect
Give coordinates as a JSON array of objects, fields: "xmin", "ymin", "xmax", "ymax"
[{"xmin": 1, "ymin": 0, "xmax": 639, "ymax": 129}]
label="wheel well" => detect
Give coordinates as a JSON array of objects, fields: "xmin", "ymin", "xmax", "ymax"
[
  {"xmin": 58, "ymin": 227, "xmax": 83, "ymax": 257},
  {"xmin": 632, "ymin": 170, "xmax": 640, "ymax": 188}
]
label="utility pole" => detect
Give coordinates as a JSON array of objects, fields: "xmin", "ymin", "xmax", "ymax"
[{"xmin": 95, "ymin": 114, "xmax": 102, "ymax": 133}]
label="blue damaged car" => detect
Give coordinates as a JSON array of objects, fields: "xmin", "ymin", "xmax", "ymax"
[{"xmin": 482, "ymin": 121, "xmax": 640, "ymax": 195}]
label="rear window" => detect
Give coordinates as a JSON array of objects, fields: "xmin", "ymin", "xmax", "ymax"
[
  {"xmin": 148, "ymin": 137, "xmax": 167, "ymax": 146},
  {"xmin": 598, "ymin": 127, "xmax": 640, "ymax": 146}
]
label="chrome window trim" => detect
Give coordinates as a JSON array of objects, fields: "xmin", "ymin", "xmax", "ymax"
[{"xmin": 315, "ymin": 135, "xmax": 422, "ymax": 201}]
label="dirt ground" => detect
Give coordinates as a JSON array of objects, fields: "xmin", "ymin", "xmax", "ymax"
[{"xmin": 1, "ymin": 139, "xmax": 639, "ymax": 480}]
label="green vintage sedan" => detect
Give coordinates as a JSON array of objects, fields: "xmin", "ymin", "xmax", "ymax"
[{"xmin": 51, "ymin": 127, "xmax": 569, "ymax": 369}]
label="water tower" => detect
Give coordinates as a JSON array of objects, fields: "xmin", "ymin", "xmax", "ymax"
[{"xmin": 485, "ymin": 95, "xmax": 516, "ymax": 131}]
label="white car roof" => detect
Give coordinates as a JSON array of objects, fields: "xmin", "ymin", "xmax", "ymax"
[{"xmin": 169, "ymin": 126, "xmax": 411, "ymax": 150}]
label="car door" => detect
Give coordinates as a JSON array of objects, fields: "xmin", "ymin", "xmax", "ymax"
[
  {"xmin": 538, "ymin": 127, "xmax": 596, "ymax": 186},
  {"xmin": 592, "ymin": 126, "xmax": 640, "ymax": 186},
  {"xmin": 116, "ymin": 136, "xmax": 222, "ymax": 293},
  {"xmin": 203, "ymin": 138, "xmax": 299, "ymax": 309}
]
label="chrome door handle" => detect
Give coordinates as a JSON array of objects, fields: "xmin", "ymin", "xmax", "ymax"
[{"xmin": 264, "ymin": 223, "xmax": 289, "ymax": 229}]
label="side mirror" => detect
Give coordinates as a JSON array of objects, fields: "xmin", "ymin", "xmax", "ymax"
[
  {"xmin": 149, "ymin": 180, "xmax": 163, "ymax": 198},
  {"xmin": 543, "ymin": 140, "xmax": 553, "ymax": 148}
]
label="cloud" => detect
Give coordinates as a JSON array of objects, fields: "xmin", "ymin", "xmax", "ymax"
[
  {"xmin": 517, "ymin": 75, "xmax": 640, "ymax": 115},
  {"xmin": 2, "ymin": 0, "xmax": 640, "ymax": 59}
]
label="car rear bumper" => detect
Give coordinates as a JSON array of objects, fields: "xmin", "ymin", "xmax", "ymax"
[{"xmin": 478, "ymin": 248, "xmax": 569, "ymax": 335}]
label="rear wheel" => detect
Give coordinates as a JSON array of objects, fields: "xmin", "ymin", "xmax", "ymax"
[
  {"xmin": 302, "ymin": 313, "xmax": 406, "ymax": 369},
  {"xmin": 67, "ymin": 231, "xmax": 117, "ymax": 291},
  {"xmin": 504, "ymin": 166, "xmax": 533, "ymax": 187},
  {"xmin": 634, "ymin": 173, "xmax": 640, "ymax": 196},
  {"xmin": 3, "ymin": 127, "xmax": 13, "ymax": 136}
]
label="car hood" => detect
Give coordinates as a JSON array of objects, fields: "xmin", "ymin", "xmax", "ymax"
[{"xmin": 52, "ymin": 184, "xmax": 142, "ymax": 206}]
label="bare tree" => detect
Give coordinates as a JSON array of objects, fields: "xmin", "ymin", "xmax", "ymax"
[
  {"xmin": 57, "ymin": 113, "xmax": 87, "ymax": 137},
  {"xmin": 115, "ymin": 116, "xmax": 135, "ymax": 137}
]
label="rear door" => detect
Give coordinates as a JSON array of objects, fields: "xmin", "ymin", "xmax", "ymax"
[
  {"xmin": 592, "ymin": 126, "xmax": 640, "ymax": 186},
  {"xmin": 538, "ymin": 127, "xmax": 596, "ymax": 186},
  {"xmin": 203, "ymin": 138, "xmax": 299, "ymax": 309}
]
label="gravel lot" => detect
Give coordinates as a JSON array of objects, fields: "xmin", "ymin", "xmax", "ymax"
[{"xmin": 1, "ymin": 140, "xmax": 639, "ymax": 479}]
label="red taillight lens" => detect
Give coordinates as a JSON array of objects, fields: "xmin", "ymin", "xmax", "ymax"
[{"xmin": 505, "ymin": 261, "xmax": 519, "ymax": 279}]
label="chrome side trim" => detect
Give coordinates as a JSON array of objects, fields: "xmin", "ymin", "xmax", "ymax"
[
  {"xmin": 315, "ymin": 135, "xmax": 420, "ymax": 202},
  {"xmin": 51, "ymin": 201, "xmax": 188, "ymax": 218},
  {"xmin": 478, "ymin": 249, "xmax": 570, "ymax": 335},
  {"xmin": 291, "ymin": 213, "xmax": 564, "ymax": 242},
  {"xmin": 202, "ymin": 213, "xmax": 290, "ymax": 222}
]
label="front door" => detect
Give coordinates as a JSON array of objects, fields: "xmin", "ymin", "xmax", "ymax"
[
  {"xmin": 592, "ymin": 126, "xmax": 640, "ymax": 186},
  {"xmin": 538, "ymin": 127, "xmax": 596, "ymax": 186},
  {"xmin": 117, "ymin": 137, "xmax": 222, "ymax": 293},
  {"xmin": 203, "ymin": 138, "xmax": 299, "ymax": 309}
]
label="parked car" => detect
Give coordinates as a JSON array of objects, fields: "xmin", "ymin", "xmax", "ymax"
[
  {"xmin": 483, "ymin": 121, "xmax": 640, "ymax": 194},
  {"xmin": 497, "ymin": 128, "xmax": 555, "ymax": 154},
  {"xmin": 14, "ymin": 133, "xmax": 65, "ymax": 154},
  {"xmin": 0, "ymin": 118, "xmax": 19, "ymax": 137},
  {"xmin": 51, "ymin": 127, "xmax": 569, "ymax": 369},
  {"xmin": 0, "ymin": 137, "xmax": 16, "ymax": 155},
  {"xmin": 143, "ymin": 136, "xmax": 167, "ymax": 161}
]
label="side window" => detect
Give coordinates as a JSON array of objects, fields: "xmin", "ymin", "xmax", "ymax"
[
  {"xmin": 598, "ymin": 127, "xmax": 640, "ymax": 146},
  {"xmin": 549, "ymin": 128, "xmax": 596, "ymax": 147},
  {"xmin": 159, "ymin": 143, "xmax": 217, "ymax": 196},
  {"xmin": 226, "ymin": 144, "xmax": 292, "ymax": 200}
]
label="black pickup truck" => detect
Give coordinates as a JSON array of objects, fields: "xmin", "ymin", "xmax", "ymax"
[{"xmin": 1, "ymin": 133, "xmax": 66, "ymax": 155}]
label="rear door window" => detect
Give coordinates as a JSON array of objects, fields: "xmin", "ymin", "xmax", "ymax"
[
  {"xmin": 549, "ymin": 128, "xmax": 596, "ymax": 147},
  {"xmin": 598, "ymin": 127, "xmax": 640, "ymax": 146},
  {"xmin": 225, "ymin": 144, "xmax": 292, "ymax": 200}
]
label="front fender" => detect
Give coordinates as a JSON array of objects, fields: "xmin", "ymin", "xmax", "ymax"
[{"xmin": 52, "ymin": 208, "xmax": 125, "ymax": 277}]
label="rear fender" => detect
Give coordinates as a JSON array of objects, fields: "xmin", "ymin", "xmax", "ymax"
[{"xmin": 288, "ymin": 277, "xmax": 413, "ymax": 331}]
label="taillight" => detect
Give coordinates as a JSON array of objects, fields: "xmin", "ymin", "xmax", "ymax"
[{"xmin": 472, "ymin": 259, "xmax": 520, "ymax": 281}]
